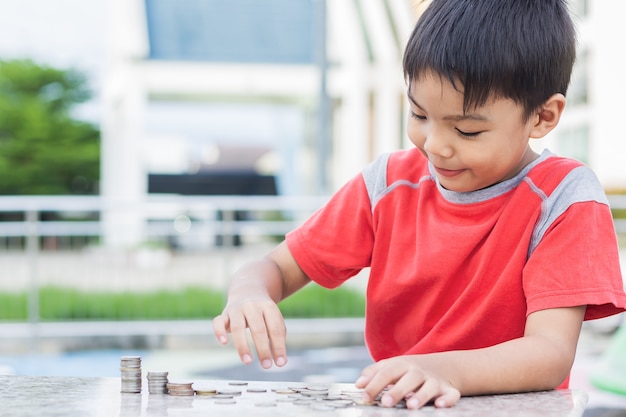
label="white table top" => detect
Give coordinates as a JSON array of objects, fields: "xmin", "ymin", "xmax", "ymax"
[{"xmin": 0, "ymin": 375, "xmax": 588, "ymax": 416}]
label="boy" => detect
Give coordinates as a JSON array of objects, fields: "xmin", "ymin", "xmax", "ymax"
[{"xmin": 213, "ymin": 0, "xmax": 626, "ymax": 409}]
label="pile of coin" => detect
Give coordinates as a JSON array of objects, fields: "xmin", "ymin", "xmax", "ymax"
[
  {"xmin": 147, "ymin": 371, "xmax": 169, "ymax": 394},
  {"xmin": 166, "ymin": 382, "xmax": 195, "ymax": 396},
  {"xmin": 120, "ymin": 356, "xmax": 142, "ymax": 393}
]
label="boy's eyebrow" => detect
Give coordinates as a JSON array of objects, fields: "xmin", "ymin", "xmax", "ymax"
[{"xmin": 406, "ymin": 91, "xmax": 489, "ymax": 122}]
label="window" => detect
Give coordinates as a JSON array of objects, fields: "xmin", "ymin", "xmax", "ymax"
[
  {"xmin": 568, "ymin": 50, "xmax": 589, "ymax": 106},
  {"xmin": 557, "ymin": 125, "xmax": 589, "ymax": 164}
]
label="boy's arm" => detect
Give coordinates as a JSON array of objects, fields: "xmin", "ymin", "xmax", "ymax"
[
  {"xmin": 212, "ymin": 241, "xmax": 311, "ymax": 369},
  {"xmin": 357, "ymin": 305, "xmax": 586, "ymax": 409}
]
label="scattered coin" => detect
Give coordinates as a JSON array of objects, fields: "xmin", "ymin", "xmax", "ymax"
[
  {"xmin": 215, "ymin": 399, "xmax": 237, "ymax": 405},
  {"xmin": 217, "ymin": 389, "xmax": 242, "ymax": 396},
  {"xmin": 246, "ymin": 388, "xmax": 267, "ymax": 393},
  {"xmin": 325, "ymin": 399, "xmax": 354, "ymax": 408},
  {"xmin": 275, "ymin": 389, "xmax": 297, "ymax": 394},
  {"xmin": 305, "ymin": 384, "xmax": 330, "ymax": 391},
  {"xmin": 194, "ymin": 388, "xmax": 217, "ymax": 396}
]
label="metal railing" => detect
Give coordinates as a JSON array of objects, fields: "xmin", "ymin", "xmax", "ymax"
[
  {"xmin": 609, "ymin": 194, "xmax": 626, "ymax": 234},
  {"xmin": 0, "ymin": 195, "xmax": 333, "ymax": 327},
  {"xmin": 0, "ymin": 194, "xmax": 624, "ymax": 327}
]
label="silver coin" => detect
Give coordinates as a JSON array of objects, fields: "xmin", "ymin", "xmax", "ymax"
[
  {"xmin": 217, "ymin": 389, "xmax": 242, "ymax": 396},
  {"xmin": 306, "ymin": 384, "xmax": 330, "ymax": 391},
  {"xmin": 228, "ymin": 381, "xmax": 249, "ymax": 386},
  {"xmin": 215, "ymin": 399, "xmax": 237, "ymax": 405},
  {"xmin": 274, "ymin": 389, "xmax": 297, "ymax": 394},
  {"xmin": 212, "ymin": 394, "xmax": 234, "ymax": 399}
]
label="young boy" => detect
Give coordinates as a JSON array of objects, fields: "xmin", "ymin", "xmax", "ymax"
[{"xmin": 213, "ymin": 0, "xmax": 626, "ymax": 409}]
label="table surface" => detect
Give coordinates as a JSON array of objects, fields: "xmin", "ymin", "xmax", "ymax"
[{"xmin": 0, "ymin": 375, "xmax": 588, "ymax": 417}]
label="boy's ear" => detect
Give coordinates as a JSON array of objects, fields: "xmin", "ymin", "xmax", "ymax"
[{"xmin": 529, "ymin": 93, "xmax": 566, "ymax": 139}]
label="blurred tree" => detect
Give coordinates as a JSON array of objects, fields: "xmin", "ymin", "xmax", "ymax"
[{"xmin": 0, "ymin": 59, "xmax": 100, "ymax": 195}]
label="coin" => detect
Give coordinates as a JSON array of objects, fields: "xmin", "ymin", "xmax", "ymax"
[
  {"xmin": 275, "ymin": 389, "xmax": 296, "ymax": 394},
  {"xmin": 120, "ymin": 356, "xmax": 142, "ymax": 394},
  {"xmin": 194, "ymin": 389, "xmax": 217, "ymax": 396},
  {"xmin": 217, "ymin": 389, "xmax": 242, "ymax": 396},
  {"xmin": 215, "ymin": 399, "xmax": 237, "ymax": 405},
  {"xmin": 166, "ymin": 381, "xmax": 194, "ymax": 396}
]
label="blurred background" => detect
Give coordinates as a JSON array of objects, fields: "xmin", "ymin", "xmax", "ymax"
[{"xmin": 0, "ymin": 0, "xmax": 625, "ymax": 414}]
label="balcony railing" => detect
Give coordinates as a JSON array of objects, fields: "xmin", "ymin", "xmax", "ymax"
[{"xmin": 0, "ymin": 194, "xmax": 624, "ymax": 334}]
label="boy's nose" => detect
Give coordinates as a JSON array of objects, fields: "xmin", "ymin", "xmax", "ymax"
[{"xmin": 423, "ymin": 131, "xmax": 454, "ymax": 159}]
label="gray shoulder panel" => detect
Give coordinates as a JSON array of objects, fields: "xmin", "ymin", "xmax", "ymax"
[
  {"xmin": 528, "ymin": 165, "xmax": 609, "ymax": 256},
  {"xmin": 362, "ymin": 153, "xmax": 391, "ymax": 209}
]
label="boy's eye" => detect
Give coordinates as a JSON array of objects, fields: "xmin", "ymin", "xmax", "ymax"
[
  {"xmin": 410, "ymin": 111, "xmax": 426, "ymax": 120},
  {"xmin": 456, "ymin": 128, "xmax": 482, "ymax": 138}
]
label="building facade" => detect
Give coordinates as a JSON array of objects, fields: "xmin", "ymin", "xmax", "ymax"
[{"xmin": 101, "ymin": 0, "xmax": 625, "ymax": 246}]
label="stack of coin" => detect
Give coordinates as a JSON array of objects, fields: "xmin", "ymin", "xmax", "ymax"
[
  {"xmin": 146, "ymin": 371, "xmax": 169, "ymax": 394},
  {"xmin": 120, "ymin": 356, "xmax": 142, "ymax": 393},
  {"xmin": 166, "ymin": 382, "xmax": 195, "ymax": 396}
]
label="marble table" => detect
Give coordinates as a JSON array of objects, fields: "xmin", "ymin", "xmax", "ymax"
[{"xmin": 0, "ymin": 375, "xmax": 588, "ymax": 416}]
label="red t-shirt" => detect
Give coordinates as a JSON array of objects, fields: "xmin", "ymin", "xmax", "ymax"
[{"xmin": 286, "ymin": 149, "xmax": 626, "ymax": 388}]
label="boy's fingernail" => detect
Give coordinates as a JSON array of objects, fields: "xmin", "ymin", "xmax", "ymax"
[
  {"xmin": 261, "ymin": 359, "xmax": 272, "ymax": 369},
  {"xmin": 381, "ymin": 394, "xmax": 394, "ymax": 407},
  {"xmin": 355, "ymin": 376, "xmax": 367, "ymax": 386},
  {"xmin": 219, "ymin": 335, "xmax": 227, "ymax": 344},
  {"xmin": 242, "ymin": 354, "xmax": 253, "ymax": 364},
  {"xmin": 275, "ymin": 356, "xmax": 287, "ymax": 366},
  {"xmin": 407, "ymin": 398, "xmax": 420, "ymax": 409}
]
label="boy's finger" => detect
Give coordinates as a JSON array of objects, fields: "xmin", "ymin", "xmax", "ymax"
[
  {"xmin": 228, "ymin": 313, "xmax": 255, "ymax": 364},
  {"xmin": 264, "ymin": 309, "xmax": 288, "ymax": 366},
  {"xmin": 245, "ymin": 312, "xmax": 274, "ymax": 368},
  {"xmin": 401, "ymin": 377, "xmax": 437, "ymax": 409},
  {"xmin": 433, "ymin": 386, "xmax": 461, "ymax": 408},
  {"xmin": 359, "ymin": 363, "xmax": 404, "ymax": 403},
  {"xmin": 211, "ymin": 315, "xmax": 230, "ymax": 344}
]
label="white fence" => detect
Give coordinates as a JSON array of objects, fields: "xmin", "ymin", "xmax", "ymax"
[
  {"xmin": 0, "ymin": 194, "xmax": 624, "ymax": 327},
  {"xmin": 0, "ymin": 195, "xmax": 330, "ymax": 325}
]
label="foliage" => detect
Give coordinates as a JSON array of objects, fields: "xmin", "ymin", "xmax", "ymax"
[
  {"xmin": 0, "ymin": 285, "xmax": 365, "ymax": 321},
  {"xmin": 278, "ymin": 284, "xmax": 366, "ymax": 318},
  {"xmin": 0, "ymin": 59, "xmax": 100, "ymax": 195}
]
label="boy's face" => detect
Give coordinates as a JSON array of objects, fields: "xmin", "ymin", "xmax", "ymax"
[{"xmin": 407, "ymin": 72, "xmax": 539, "ymax": 192}]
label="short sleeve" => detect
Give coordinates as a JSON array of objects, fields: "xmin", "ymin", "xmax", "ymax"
[
  {"xmin": 524, "ymin": 200, "xmax": 626, "ymax": 320},
  {"xmin": 286, "ymin": 173, "xmax": 375, "ymax": 289}
]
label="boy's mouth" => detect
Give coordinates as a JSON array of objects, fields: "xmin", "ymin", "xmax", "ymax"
[{"xmin": 434, "ymin": 166, "xmax": 465, "ymax": 178}]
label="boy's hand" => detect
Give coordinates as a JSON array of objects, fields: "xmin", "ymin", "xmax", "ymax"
[
  {"xmin": 213, "ymin": 295, "xmax": 288, "ymax": 369},
  {"xmin": 212, "ymin": 242, "xmax": 310, "ymax": 370},
  {"xmin": 355, "ymin": 355, "xmax": 460, "ymax": 409}
]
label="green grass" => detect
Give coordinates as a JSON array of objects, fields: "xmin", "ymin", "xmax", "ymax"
[
  {"xmin": 611, "ymin": 208, "xmax": 626, "ymax": 219},
  {"xmin": 0, "ymin": 284, "xmax": 365, "ymax": 321}
]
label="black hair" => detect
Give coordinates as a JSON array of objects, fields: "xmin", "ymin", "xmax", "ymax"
[{"xmin": 403, "ymin": 0, "xmax": 577, "ymax": 120}]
